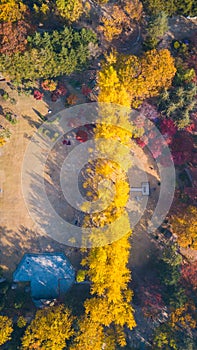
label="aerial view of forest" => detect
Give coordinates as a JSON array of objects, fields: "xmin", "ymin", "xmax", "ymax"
[{"xmin": 0, "ymin": 0, "xmax": 196, "ymax": 349}]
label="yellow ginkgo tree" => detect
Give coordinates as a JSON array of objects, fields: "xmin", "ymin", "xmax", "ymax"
[
  {"xmin": 0, "ymin": 315, "xmax": 13, "ymax": 346},
  {"xmin": 56, "ymin": 0, "xmax": 83, "ymax": 22},
  {"xmin": 72, "ymin": 49, "xmax": 176, "ymax": 349},
  {"xmin": 71, "ymin": 51, "xmax": 139, "ymax": 349},
  {"xmin": 21, "ymin": 305, "xmax": 74, "ymax": 350},
  {"xmin": 102, "ymin": 49, "xmax": 176, "ymax": 108},
  {"xmin": 0, "ymin": 0, "xmax": 27, "ymax": 22}
]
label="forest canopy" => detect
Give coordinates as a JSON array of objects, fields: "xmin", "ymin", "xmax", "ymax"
[
  {"xmin": 0, "ymin": 26, "xmax": 97, "ymax": 82},
  {"xmin": 142, "ymin": 0, "xmax": 197, "ymax": 16}
]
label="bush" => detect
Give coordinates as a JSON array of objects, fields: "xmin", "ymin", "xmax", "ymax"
[
  {"xmin": 17, "ymin": 316, "xmax": 27, "ymax": 328},
  {"xmin": 10, "ymin": 98, "xmax": 17, "ymax": 105},
  {"xmin": 41, "ymin": 79, "xmax": 57, "ymax": 91},
  {"xmin": 2, "ymin": 92, "xmax": 9, "ymax": 100},
  {"xmin": 0, "ymin": 137, "xmax": 6, "ymax": 146},
  {"xmin": 5, "ymin": 112, "xmax": 17, "ymax": 125},
  {"xmin": 0, "ymin": 128, "xmax": 11, "ymax": 139},
  {"xmin": 76, "ymin": 270, "xmax": 86, "ymax": 283},
  {"xmin": 33, "ymin": 90, "xmax": 43, "ymax": 100},
  {"xmin": 173, "ymin": 40, "xmax": 181, "ymax": 49},
  {"xmin": 24, "ymin": 90, "xmax": 32, "ymax": 97},
  {"xmin": 66, "ymin": 94, "xmax": 78, "ymax": 106}
]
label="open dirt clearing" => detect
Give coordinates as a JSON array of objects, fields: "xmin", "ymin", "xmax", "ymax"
[{"xmin": 0, "ymin": 83, "xmax": 77, "ymax": 275}]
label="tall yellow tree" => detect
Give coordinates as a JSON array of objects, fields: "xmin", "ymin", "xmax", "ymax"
[
  {"xmin": 0, "ymin": 0, "xmax": 27, "ymax": 22},
  {"xmin": 101, "ymin": 49, "xmax": 176, "ymax": 107},
  {"xmin": 56, "ymin": 0, "xmax": 83, "ymax": 22},
  {"xmin": 70, "ymin": 317, "xmax": 127, "ymax": 350},
  {"xmin": 98, "ymin": 52, "xmax": 131, "ymax": 107},
  {"xmin": 0, "ymin": 315, "xmax": 13, "ymax": 346},
  {"xmin": 21, "ymin": 305, "xmax": 74, "ymax": 350},
  {"xmin": 116, "ymin": 49, "xmax": 176, "ymax": 107},
  {"xmin": 71, "ymin": 51, "xmax": 138, "ymax": 349},
  {"xmin": 70, "ymin": 317, "xmax": 105, "ymax": 350}
]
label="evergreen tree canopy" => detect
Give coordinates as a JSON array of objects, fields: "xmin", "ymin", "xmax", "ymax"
[{"xmin": 0, "ymin": 26, "xmax": 97, "ymax": 83}]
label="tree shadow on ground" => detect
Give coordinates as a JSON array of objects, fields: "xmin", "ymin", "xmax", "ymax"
[
  {"xmin": 0, "ymin": 225, "xmax": 82, "ymax": 279},
  {"xmin": 22, "ymin": 114, "xmax": 41, "ymax": 129}
]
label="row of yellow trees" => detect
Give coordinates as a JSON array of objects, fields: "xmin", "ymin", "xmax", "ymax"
[
  {"xmin": 71, "ymin": 51, "xmax": 138, "ymax": 350},
  {"xmin": 71, "ymin": 49, "xmax": 177, "ymax": 349}
]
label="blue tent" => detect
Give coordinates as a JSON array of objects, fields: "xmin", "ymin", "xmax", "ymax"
[{"xmin": 13, "ymin": 253, "xmax": 75, "ymax": 301}]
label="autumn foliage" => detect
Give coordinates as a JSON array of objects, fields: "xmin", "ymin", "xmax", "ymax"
[
  {"xmin": 170, "ymin": 131, "xmax": 194, "ymax": 165},
  {"xmin": 170, "ymin": 302, "xmax": 196, "ymax": 330},
  {"xmin": 0, "ymin": 0, "xmax": 27, "ymax": 22},
  {"xmin": 41, "ymin": 79, "xmax": 57, "ymax": 91},
  {"xmin": 171, "ymin": 206, "xmax": 197, "ymax": 249},
  {"xmin": 181, "ymin": 262, "xmax": 197, "ymax": 292},
  {"xmin": 71, "ymin": 52, "xmax": 140, "ymax": 349},
  {"xmin": 0, "ymin": 20, "xmax": 33, "ymax": 55},
  {"xmin": 123, "ymin": 0, "xmax": 143, "ymax": 20},
  {"xmin": 33, "ymin": 90, "xmax": 44, "ymax": 100},
  {"xmin": 0, "ymin": 315, "xmax": 13, "ymax": 346},
  {"xmin": 42, "ymin": 80, "xmax": 68, "ymax": 101},
  {"xmin": 21, "ymin": 305, "xmax": 74, "ymax": 350},
  {"xmin": 82, "ymin": 84, "xmax": 92, "ymax": 96},
  {"xmin": 99, "ymin": 6, "xmax": 128, "ymax": 42},
  {"xmin": 98, "ymin": 0, "xmax": 143, "ymax": 41},
  {"xmin": 98, "ymin": 49, "xmax": 176, "ymax": 107},
  {"xmin": 140, "ymin": 283, "xmax": 165, "ymax": 319},
  {"xmin": 66, "ymin": 94, "xmax": 78, "ymax": 105},
  {"xmin": 56, "ymin": 0, "xmax": 83, "ymax": 22}
]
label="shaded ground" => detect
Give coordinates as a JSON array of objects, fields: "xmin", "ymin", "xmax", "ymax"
[{"xmin": 159, "ymin": 16, "xmax": 197, "ymax": 48}]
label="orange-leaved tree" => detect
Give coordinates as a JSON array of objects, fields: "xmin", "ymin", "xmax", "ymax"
[
  {"xmin": 123, "ymin": 0, "xmax": 143, "ymax": 20},
  {"xmin": 99, "ymin": 49, "xmax": 176, "ymax": 108},
  {"xmin": 170, "ymin": 205, "xmax": 197, "ymax": 249},
  {"xmin": 0, "ymin": 20, "xmax": 34, "ymax": 55}
]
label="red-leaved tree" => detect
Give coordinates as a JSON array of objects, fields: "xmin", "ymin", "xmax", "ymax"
[
  {"xmin": 170, "ymin": 132, "xmax": 194, "ymax": 165},
  {"xmin": 34, "ymin": 90, "xmax": 43, "ymax": 100},
  {"xmin": 181, "ymin": 263, "xmax": 197, "ymax": 293},
  {"xmin": 140, "ymin": 283, "xmax": 165, "ymax": 319}
]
